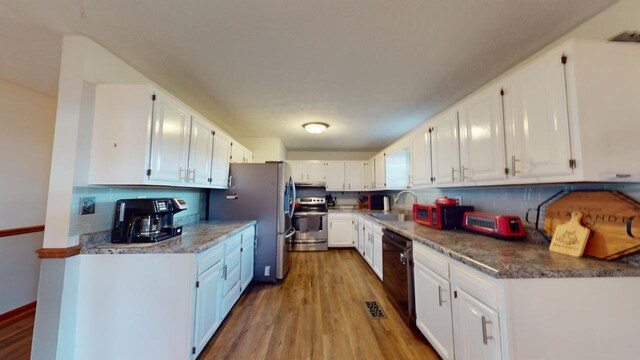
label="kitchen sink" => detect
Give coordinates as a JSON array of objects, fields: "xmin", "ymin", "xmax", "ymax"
[{"xmin": 369, "ymin": 213, "xmax": 411, "ymax": 222}]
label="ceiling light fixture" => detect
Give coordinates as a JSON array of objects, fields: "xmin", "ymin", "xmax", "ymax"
[{"xmin": 303, "ymin": 122, "xmax": 329, "ymax": 134}]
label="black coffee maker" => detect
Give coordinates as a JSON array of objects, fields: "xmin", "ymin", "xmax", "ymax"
[{"xmin": 111, "ymin": 198, "xmax": 188, "ymax": 243}]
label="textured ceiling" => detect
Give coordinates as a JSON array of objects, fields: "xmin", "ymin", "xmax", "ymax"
[{"xmin": 0, "ymin": 0, "xmax": 617, "ymax": 150}]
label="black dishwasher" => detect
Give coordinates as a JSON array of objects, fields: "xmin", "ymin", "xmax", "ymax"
[{"xmin": 382, "ymin": 229, "xmax": 415, "ymax": 327}]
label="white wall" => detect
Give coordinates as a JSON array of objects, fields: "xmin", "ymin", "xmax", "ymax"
[
  {"xmin": 237, "ymin": 137, "xmax": 287, "ymax": 163},
  {"xmin": 287, "ymin": 151, "xmax": 376, "ymax": 161},
  {"xmin": 0, "ymin": 79, "xmax": 56, "ymax": 314}
]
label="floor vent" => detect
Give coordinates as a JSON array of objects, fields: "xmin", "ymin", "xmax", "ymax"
[{"xmin": 363, "ymin": 301, "xmax": 386, "ymax": 319}]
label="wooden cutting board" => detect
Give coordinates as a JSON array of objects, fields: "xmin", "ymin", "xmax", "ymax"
[
  {"xmin": 545, "ymin": 191, "xmax": 640, "ymax": 260},
  {"xmin": 549, "ymin": 211, "xmax": 591, "ymax": 257}
]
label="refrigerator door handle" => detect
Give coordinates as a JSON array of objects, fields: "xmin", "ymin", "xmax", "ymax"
[
  {"xmin": 285, "ymin": 227, "xmax": 296, "ymax": 238},
  {"xmin": 290, "ymin": 177, "xmax": 296, "ymax": 218}
]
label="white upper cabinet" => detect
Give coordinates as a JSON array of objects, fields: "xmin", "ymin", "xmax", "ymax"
[
  {"xmin": 230, "ymin": 141, "xmax": 248, "ymax": 164},
  {"xmin": 346, "ymin": 161, "xmax": 365, "ymax": 191},
  {"xmin": 288, "ymin": 160, "xmax": 307, "ymax": 182},
  {"xmin": 373, "ymin": 153, "xmax": 386, "ymax": 189},
  {"xmin": 430, "ymin": 110, "xmax": 461, "ymax": 186},
  {"xmin": 307, "ymin": 161, "xmax": 326, "ymax": 182},
  {"xmin": 385, "ymin": 149, "xmax": 409, "ymax": 190},
  {"xmin": 410, "ymin": 126, "xmax": 432, "ymax": 187},
  {"xmin": 187, "ymin": 115, "xmax": 215, "ymax": 187},
  {"xmin": 458, "ymin": 85, "xmax": 508, "ymax": 184},
  {"xmin": 244, "ymin": 149, "xmax": 254, "ymax": 163},
  {"xmin": 503, "ymin": 47, "xmax": 573, "ymax": 179},
  {"xmin": 366, "ymin": 159, "xmax": 375, "ymax": 189},
  {"xmin": 325, "ymin": 161, "xmax": 346, "ymax": 191},
  {"xmin": 211, "ymin": 131, "xmax": 231, "ymax": 189}
]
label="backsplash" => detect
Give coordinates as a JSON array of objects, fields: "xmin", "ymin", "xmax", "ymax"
[
  {"xmin": 390, "ymin": 183, "xmax": 640, "ymax": 226},
  {"xmin": 296, "ymin": 187, "xmax": 385, "ymax": 207},
  {"xmin": 70, "ymin": 186, "xmax": 207, "ymax": 236}
]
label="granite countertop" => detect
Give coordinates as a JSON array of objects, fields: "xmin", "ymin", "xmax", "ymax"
[
  {"xmin": 331, "ymin": 208, "xmax": 640, "ymax": 279},
  {"xmin": 80, "ymin": 220, "xmax": 257, "ymax": 255}
]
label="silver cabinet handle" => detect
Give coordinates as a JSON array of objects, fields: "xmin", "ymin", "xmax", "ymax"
[
  {"xmin": 481, "ymin": 316, "xmax": 493, "ymax": 345},
  {"xmin": 228, "ymin": 175, "xmax": 233, "ymax": 187},
  {"xmin": 451, "ymin": 167, "xmax": 458, "ymax": 182},
  {"xmin": 188, "ymin": 168, "xmax": 196, "ymax": 182},
  {"xmin": 178, "ymin": 167, "xmax": 187, "ymax": 181},
  {"xmin": 461, "ymin": 166, "xmax": 470, "ymax": 181},
  {"xmin": 223, "ymin": 264, "xmax": 228, "ymax": 280},
  {"xmin": 437, "ymin": 285, "xmax": 443, "ymax": 306},
  {"xmin": 399, "ymin": 253, "xmax": 406, "ymax": 264},
  {"xmin": 511, "ymin": 155, "xmax": 521, "ymax": 176}
]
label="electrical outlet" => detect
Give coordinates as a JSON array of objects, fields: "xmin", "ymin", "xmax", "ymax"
[
  {"xmin": 80, "ymin": 197, "xmax": 95, "ymax": 215},
  {"xmin": 264, "ymin": 266, "xmax": 271, "ymax": 277}
]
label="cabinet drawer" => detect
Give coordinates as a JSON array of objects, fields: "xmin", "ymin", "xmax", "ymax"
[
  {"xmin": 223, "ymin": 281, "xmax": 241, "ymax": 315},
  {"xmin": 225, "ymin": 246, "xmax": 241, "ymax": 274},
  {"xmin": 413, "ymin": 241, "xmax": 450, "ymax": 280},
  {"xmin": 451, "ymin": 263, "xmax": 499, "ymax": 310},
  {"xmin": 224, "ymin": 266, "xmax": 241, "ymax": 297},
  {"xmin": 197, "ymin": 244, "xmax": 224, "ymax": 275}
]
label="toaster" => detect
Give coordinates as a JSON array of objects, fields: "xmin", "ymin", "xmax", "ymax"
[{"xmin": 462, "ymin": 212, "xmax": 526, "ymax": 240}]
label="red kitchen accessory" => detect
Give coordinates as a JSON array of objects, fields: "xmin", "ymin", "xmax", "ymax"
[
  {"xmin": 434, "ymin": 196, "xmax": 459, "ymax": 206},
  {"xmin": 413, "ymin": 198, "xmax": 474, "ymax": 230},
  {"xmin": 462, "ymin": 212, "xmax": 526, "ymax": 240}
]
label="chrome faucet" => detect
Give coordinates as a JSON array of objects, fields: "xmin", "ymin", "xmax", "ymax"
[{"xmin": 393, "ymin": 190, "xmax": 417, "ymax": 205}]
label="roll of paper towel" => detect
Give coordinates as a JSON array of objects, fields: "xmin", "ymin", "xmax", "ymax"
[{"xmin": 383, "ymin": 196, "xmax": 390, "ymax": 211}]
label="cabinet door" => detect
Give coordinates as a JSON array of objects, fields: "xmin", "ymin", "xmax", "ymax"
[
  {"xmin": 328, "ymin": 217, "xmax": 353, "ymax": 247},
  {"xmin": 414, "ymin": 262, "xmax": 454, "ymax": 360},
  {"xmin": 240, "ymin": 227, "xmax": 255, "ymax": 292},
  {"xmin": 193, "ymin": 260, "xmax": 224, "ymax": 356},
  {"xmin": 148, "ymin": 94, "xmax": 191, "ymax": 183},
  {"xmin": 358, "ymin": 220, "xmax": 366, "ymax": 255},
  {"xmin": 504, "ymin": 50, "xmax": 573, "ymax": 178},
  {"xmin": 372, "ymin": 230, "xmax": 383, "ymax": 280},
  {"xmin": 410, "ymin": 128, "xmax": 432, "ymax": 187},
  {"xmin": 364, "ymin": 226, "xmax": 373, "ymax": 266},
  {"xmin": 431, "ymin": 110, "xmax": 461, "ymax": 185},
  {"xmin": 244, "ymin": 149, "xmax": 253, "ymax": 163},
  {"xmin": 187, "ymin": 116, "xmax": 215, "ymax": 187},
  {"xmin": 374, "ymin": 153, "xmax": 386, "ymax": 189},
  {"xmin": 367, "ymin": 159, "xmax": 375, "ymax": 189},
  {"xmin": 458, "ymin": 87, "xmax": 508, "ymax": 183},
  {"xmin": 211, "ymin": 131, "xmax": 231, "ymax": 188},
  {"xmin": 229, "ymin": 141, "xmax": 244, "ymax": 164},
  {"xmin": 453, "ymin": 289, "xmax": 502, "ymax": 360},
  {"xmin": 307, "ymin": 161, "xmax": 326, "ymax": 182},
  {"xmin": 325, "ymin": 161, "xmax": 346, "ymax": 191},
  {"xmin": 347, "ymin": 161, "xmax": 365, "ymax": 191},
  {"xmin": 351, "ymin": 219, "xmax": 359, "ymax": 248}
]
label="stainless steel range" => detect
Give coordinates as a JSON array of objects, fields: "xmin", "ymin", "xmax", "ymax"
[{"xmin": 291, "ymin": 197, "xmax": 328, "ymax": 251}]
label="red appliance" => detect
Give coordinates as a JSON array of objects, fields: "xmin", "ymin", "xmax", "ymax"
[
  {"xmin": 462, "ymin": 212, "xmax": 526, "ymax": 240},
  {"xmin": 360, "ymin": 194, "xmax": 386, "ymax": 210},
  {"xmin": 413, "ymin": 197, "xmax": 474, "ymax": 230}
]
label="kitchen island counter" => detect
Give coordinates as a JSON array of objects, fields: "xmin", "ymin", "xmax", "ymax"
[{"xmin": 80, "ymin": 220, "xmax": 257, "ymax": 255}]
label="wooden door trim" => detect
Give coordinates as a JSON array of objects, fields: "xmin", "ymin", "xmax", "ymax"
[
  {"xmin": 0, "ymin": 225, "xmax": 45, "ymax": 238},
  {"xmin": 0, "ymin": 301, "xmax": 37, "ymax": 327},
  {"xmin": 36, "ymin": 245, "xmax": 82, "ymax": 259}
]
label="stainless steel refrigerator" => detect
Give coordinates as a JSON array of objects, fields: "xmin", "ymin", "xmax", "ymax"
[{"xmin": 209, "ymin": 162, "xmax": 296, "ymax": 283}]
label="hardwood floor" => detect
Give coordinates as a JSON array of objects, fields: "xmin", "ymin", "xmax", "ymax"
[
  {"xmin": 0, "ymin": 250, "xmax": 440, "ymax": 360},
  {"xmin": 0, "ymin": 311, "xmax": 34, "ymax": 360},
  {"xmin": 199, "ymin": 250, "xmax": 440, "ymax": 360}
]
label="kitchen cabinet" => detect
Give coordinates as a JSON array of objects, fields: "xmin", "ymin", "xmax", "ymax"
[
  {"xmin": 346, "ymin": 161, "xmax": 365, "ymax": 191},
  {"xmin": 372, "ymin": 224, "xmax": 383, "ymax": 280},
  {"xmin": 364, "ymin": 221, "xmax": 374, "ymax": 266},
  {"xmin": 458, "ymin": 85, "xmax": 508, "ymax": 184},
  {"xmin": 193, "ymin": 246, "xmax": 225, "ymax": 356},
  {"xmin": 328, "ymin": 213, "xmax": 354, "ymax": 247},
  {"xmin": 240, "ymin": 226, "xmax": 255, "ymax": 292},
  {"xmin": 307, "ymin": 161, "xmax": 326, "ymax": 182},
  {"xmin": 351, "ymin": 217, "xmax": 359, "ymax": 249},
  {"xmin": 244, "ymin": 149, "xmax": 254, "ymax": 163},
  {"xmin": 87, "ymin": 84, "xmax": 235, "ymax": 189},
  {"xmin": 187, "ymin": 115, "xmax": 215, "ymax": 187},
  {"xmin": 385, "ymin": 149, "xmax": 409, "ymax": 190},
  {"xmin": 414, "ymin": 258, "xmax": 454, "ymax": 360},
  {"xmin": 211, "ymin": 131, "xmax": 231, "ymax": 188},
  {"xmin": 364, "ymin": 160, "xmax": 374, "ymax": 189},
  {"xmin": 430, "ymin": 109, "xmax": 461, "ymax": 186},
  {"xmin": 288, "ymin": 160, "xmax": 307, "ymax": 182},
  {"xmin": 373, "ymin": 153, "xmax": 386, "ymax": 189},
  {"xmin": 222, "ymin": 235, "xmax": 242, "ymax": 316},
  {"xmin": 230, "ymin": 142, "xmax": 252, "ymax": 163},
  {"xmin": 325, "ymin": 161, "xmax": 346, "ymax": 191},
  {"xmin": 503, "ymin": 48, "xmax": 573, "ymax": 180},
  {"xmin": 453, "ymin": 288, "xmax": 502, "ymax": 360},
  {"xmin": 357, "ymin": 216, "xmax": 366, "ymax": 255},
  {"xmin": 410, "ymin": 126, "xmax": 432, "ymax": 187}
]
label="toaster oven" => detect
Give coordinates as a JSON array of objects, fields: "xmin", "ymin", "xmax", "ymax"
[{"xmin": 462, "ymin": 212, "xmax": 526, "ymax": 239}]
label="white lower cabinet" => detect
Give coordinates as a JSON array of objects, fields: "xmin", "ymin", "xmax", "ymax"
[
  {"xmin": 354, "ymin": 216, "xmax": 383, "ymax": 281},
  {"xmin": 193, "ymin": 246, "xmax": 225, "ymax": 356},
  {"xmin": 414, "ymin": 261, "xmax": 454, "ymax": 360},
  {"xmin": 328, "ymin": 213, "xmax": 354, "ymax": 247},
  {"xmin": 357, "ymin": 216, "xmax": 366, "ymax": 255},
  {"xmin": 240, "ymin": 226, "xmax": 255, "ymax": 292},
  {"xmin": 452, "ymin": 288, "xmax": 502, "ymax": 360},
  {"xmin": 372, "ymin": 224, "xmax": 383, "ymax": 280}
]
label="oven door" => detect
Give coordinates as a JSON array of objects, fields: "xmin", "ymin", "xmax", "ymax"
[
  {"xmin": 382, "ymin": 231, "xmax": 415, "ymax": 326},
  {"xmin": 292, "ymin": 212, "xmax": 328, "ymax": 242}
]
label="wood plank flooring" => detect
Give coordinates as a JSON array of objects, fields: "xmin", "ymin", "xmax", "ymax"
[
  {"xmin": 0, "ymin": 250, "xmax": 440, "ymax": 360},
  {"xmin": 199, "ymin": 250, "xmax": 440, "ymax": 360},
  {"xmin": 0, "ymin": 311, "xmax": 34, "ymax": 360}
]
